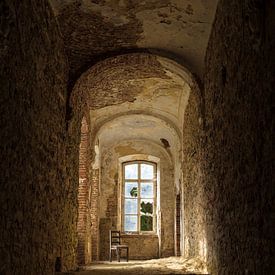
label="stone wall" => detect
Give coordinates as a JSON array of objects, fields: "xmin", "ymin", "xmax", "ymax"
[
  {"xmin": 98, "ymin": 140, "xmax": 175, "ymax": 260},
  {"xmin": 203, "ymin": 0, "xmax": 274, "ymax": 274},
  {"xmin": 0, "ymin": 0, "xmax": 78, "ymax": 273},
  {"xmin": 181, "ymin": 79, "xmax": 206, "ymax": 259},
  {"xmin": 181, "ymin": 1, "xmax": 274, "ymax": 273},
  {"xmin": 121, "ymin": 234, "xmax": 159, "ymax": 260}
]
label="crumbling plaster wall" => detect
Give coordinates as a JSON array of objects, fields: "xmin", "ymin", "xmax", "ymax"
[
  {"xmin": 0, "ymin": 0, "xmax": 79, "ymax": 273},
  {"xmin": 50, "ymin": 0, "xmax": 218, "ymax": 81},
  {"xmin": 203, "ymin": 0, "xmax": 274, "ymax": 274},
  {"xmin": 98, "ymin": 140, "xmax": 175, "ymax": 260}
]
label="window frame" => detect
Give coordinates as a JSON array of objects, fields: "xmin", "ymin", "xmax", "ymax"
[{"xmin": 122, "ymin": 160, "xmax": 157, "ymax": 234}]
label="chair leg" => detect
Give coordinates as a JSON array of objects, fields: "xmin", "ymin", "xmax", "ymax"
[
  {"xmin": 117, "ymin": 248, "xmax": 120, "ymax": 262},
  {"xmin": 110, "ymin": 249, "xmax": 112, "ymax": 262},
  {"xmin": 126, "ymin": 247, "xmax": 128, "ymax": 262}
]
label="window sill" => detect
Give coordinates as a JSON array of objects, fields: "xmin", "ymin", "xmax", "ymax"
[{"xmin": 121, "ymin": 233, "xmax": 158, "ymax": 238}]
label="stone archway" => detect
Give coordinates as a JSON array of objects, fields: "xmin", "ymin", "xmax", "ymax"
[{"xmin": 71, "ymin": 52, "xmax": 203, "ymax": 262}]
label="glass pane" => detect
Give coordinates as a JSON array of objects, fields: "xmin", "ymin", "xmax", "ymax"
[
  {"xmin": 125, "ymin": 182, "xmax": 138, "ymax": 198},
  {"xmin": 141, "ymin": 215, "xmax": 153, "ymax": 231},
  {"xmin": 141, "ymin": 164, "xmax": 154, "ymax": 179},
  {"xmin": 141, "ymin": 182, "xmax": 153, "ymax": 198},
  {"xmin": 125, "ymin": 199, "xmax": 138, "ymax": 214},
  {"xmin": 140, "ymin": 199, "xmax": 153, "ymax": 215},
  {"xmin": 125, "ymin": 164, "xmax": 138, "ymax": 179},
  {"xmin": 125, "ymin": 215, "xmax": 138, "ymax": 231}
]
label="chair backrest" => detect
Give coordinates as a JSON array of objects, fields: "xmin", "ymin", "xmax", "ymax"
[{"xmin": 110, "ymin": 230, "xmax": 121, "ymax": 246}]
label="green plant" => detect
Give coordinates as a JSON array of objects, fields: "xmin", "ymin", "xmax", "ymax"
[
  {"xmin": 140, "ymin": 201, "xmax": 153, "ymax": 214},
  {"xmin": 130, "ymin": 187, "xmax": 138, "ymax": 197}
]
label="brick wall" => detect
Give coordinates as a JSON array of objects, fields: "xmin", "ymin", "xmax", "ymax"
[
  {"xmin": 90, "ymin": 169, "xmax": 100, "ymax": 261},
  {"xmin": 175, "ymin": 194, "xmax": 181, "ymax": 256},
  {"xmin": 77, "ymin": 117, "xmax": 91, "ymax": 264}
]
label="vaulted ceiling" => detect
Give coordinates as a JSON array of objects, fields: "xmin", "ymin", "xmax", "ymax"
[
  {"xmin": 49, "ymin": 0, "xmax": 218, "ymax": 80},
  {"xmin": 73, "ymin": 53, "xmax": 191, "ymax": 161},
  {"xmin": 49, "ymin": 0, "xmax": 218, "ymax": 164}
]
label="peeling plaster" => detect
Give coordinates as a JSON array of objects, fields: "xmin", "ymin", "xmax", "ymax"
[{"xmin": 49, "ymin": 0, "xmax": 218, "ymax": 78}]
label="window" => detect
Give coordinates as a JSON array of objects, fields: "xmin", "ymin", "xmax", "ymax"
[{"xmin": 122, "ymin": 161, "xmax": 157, "ymax": 233}]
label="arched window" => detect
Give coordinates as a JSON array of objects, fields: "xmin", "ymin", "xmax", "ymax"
[{"xmin": 122, "ymin": 161, "xmax": 157, "ymax": 233}]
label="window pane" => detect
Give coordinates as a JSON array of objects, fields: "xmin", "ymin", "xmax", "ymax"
[
  {"xmin": 140, "ymin": 182, "xmax": 153, "ymax": 198},
  {"xmin": 125, "ymin": 164, "xmax": 138, "ymax": 179},
  {"xmin": 141, "ymin": 164, "xmax": 154, "ymax": 179},
  {"xmin": 125, "ymin": 182, "xmax": 138, "ymax": 198},
  {"xmin": 125, "ymin": 199, "xmax": 138, "ymax": 214},
  {"xmin": 125, "ymin": 215, "xmax": 138, "ymax": 231},
  {"xmin": 141, "ymin": 215, "xmax": 153, "ymax": 231},
  {"xmin": 140, "ymin": 199, "xmax": 153, "ymax": 215}
]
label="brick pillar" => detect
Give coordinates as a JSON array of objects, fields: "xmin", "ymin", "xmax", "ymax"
[
  {"xmin": 176, "ymin": 194, "xmax": 181, "ymax": 256},
  {"xmin": 77, "ymin": 118, "xmax": 89, "ymax": 265},
  {"xmin": 91, "ymin": 169, "xmax": 99, "ymax": 261}
]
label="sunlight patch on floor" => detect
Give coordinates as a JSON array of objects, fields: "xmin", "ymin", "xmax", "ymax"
[{"xmin": 80, "ymin": 256, "xmax": 208, "ymax": 274}]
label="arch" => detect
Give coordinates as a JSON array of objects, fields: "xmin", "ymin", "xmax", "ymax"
[
  {"xmin": 93, "ymin": 110, "xmax": 182, "ymax": 145},
  {"xmin": 119, "ymin": 154, "xmax": 160, "ymax": 165},
  {"xmin": 71, "ymin": 52, "xmax": 194, "ymax": 112},
  {"xmin": 95, "ymin": 113, "xmax": 180, "ymax": 163},
  {"xmin": 70, "ymin": 52, "xmax": 200, "ymax": 170},
  {"xmin": 70, "ymin": 52, "xmax": 203, "ymax": 263}
]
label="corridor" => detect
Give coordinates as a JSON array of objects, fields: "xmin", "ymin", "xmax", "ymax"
[{"xmin": 0, "ymin": 0, "xmax": 274, "ymax": 274}]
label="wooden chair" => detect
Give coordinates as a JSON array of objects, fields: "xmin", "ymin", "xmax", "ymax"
[{"xmin": 109, "ymin": 230, "xmax": 129, "ymax": 262}]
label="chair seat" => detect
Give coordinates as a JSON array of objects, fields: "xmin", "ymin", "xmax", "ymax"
[
  {"xmin": 109, "ymin": 230, "xmax": 129, "ymax": 262},
  {"xmin": 112, "ymin": 244, "xmax": 128, "ymax": 248}
]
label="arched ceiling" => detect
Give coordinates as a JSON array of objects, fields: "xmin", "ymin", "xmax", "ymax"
[
  {"xmin": 72, "ymin": 53, "xmax": 194, "ymax": 164},
  {"xmin": 97, "ymin": 114, "xmax": 180, "ymax": 156},
  {"xmin": 73, "ymin": 54, "xmax": 192, "ymax": 158},
  {"xmin": 49, "ymin": 0, "xmax": 218, "ymax": 79},
  {"xmin": 59, "ymin": 0, "xmax": 218, "ymax": 164}
]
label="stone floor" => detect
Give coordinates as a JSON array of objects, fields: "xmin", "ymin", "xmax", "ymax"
[{"xmin": 60, "ymin": 257, "xmax": 209, "ymax": 275}]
